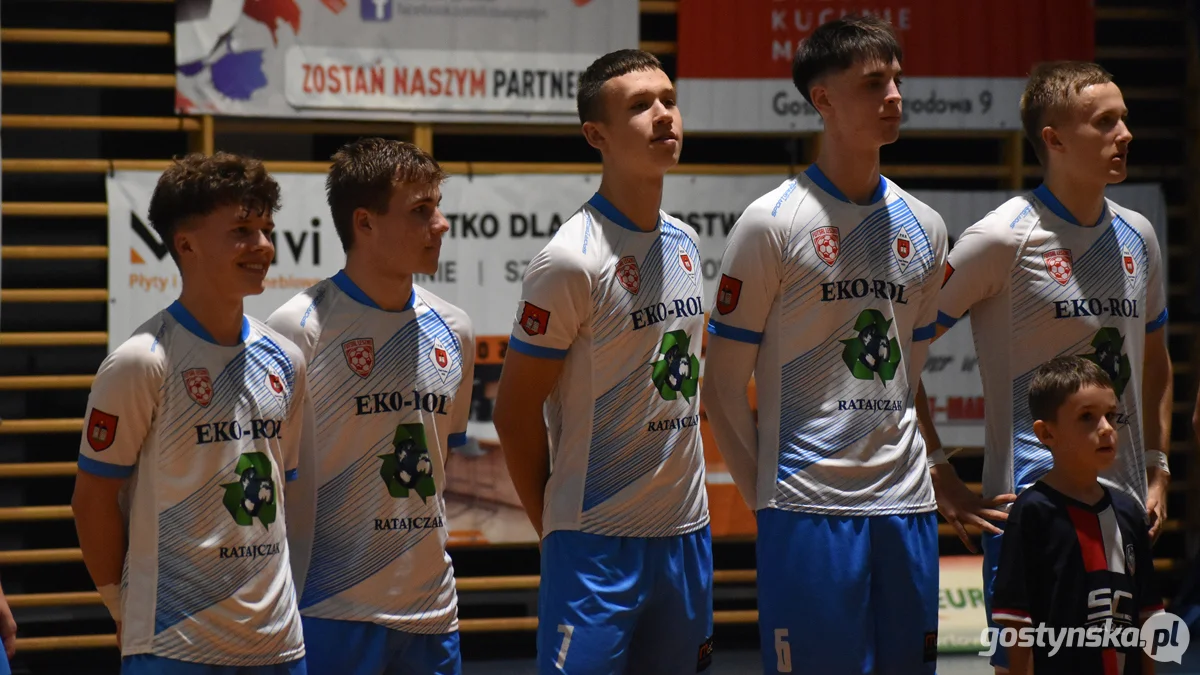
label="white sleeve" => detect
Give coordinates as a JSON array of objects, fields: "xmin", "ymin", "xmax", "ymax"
[
  {"xmin": 449, "ymin": 316, "xmax": 476, "ymax": 449},
  {"xmin": 706, "ymin": 203, "xmax": 787, "ymax": 344},
  {"xmin": 701, "ymin": 337, "xmax": 760, "ymax": 509},
  {"xmin": 266, "ymin": 290, "xmax": 324, "ymax": 364},
  {"xmin": 936, "ymin": 217, "xmax": 1017, "ymax": 331},
  {"xmin": 1142, "ymin": 220, "xmax": 1168, "ymax": 333},
  {"xmin": 508, "ymin": 245, "xmax": 591, "ymax": 359},
  {"xmin": 283, "ymin": 356, "xmax": 309, "ymax": 480},
  {"xmin": 908, "ymin": 209, "xmax": 949, "ymax": 388},
  {"xmin": 78, "ymin": 335, "xmax": 165, "ymax": 478}
]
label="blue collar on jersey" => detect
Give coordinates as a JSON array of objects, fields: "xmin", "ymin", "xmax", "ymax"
[
  {"xmin": 587, "ymin": 192, "xmax": 662, "ymax": 232},
  {"xmin": 804, "ymin": 164, "xmax": 887, "ymax": 206},
  {"xmin": 1032, "ymin": 184, "xmax": 1107, "ymax": 227},
  {"xmin": 166, "ymin": 300, "xmax": 250, "ymax": 345},
  {"xmin": 331, "ymin": 269, "xmax": 415, "ymax": 312}
]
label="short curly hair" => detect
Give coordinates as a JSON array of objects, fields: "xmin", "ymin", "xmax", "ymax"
[{"xmin": 147, "ymin": 152, "xmax": 281, "ymax": 261}]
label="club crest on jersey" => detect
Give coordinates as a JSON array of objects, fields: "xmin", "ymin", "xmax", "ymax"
[
  {"xmin": 893, "ymin": 228, "xmax": 914, "ymax": 272},
  {"xmin": 265, "ymin": 368, "xmax": 287, "ymax": 401},
  {"xmin": 616, "ymin": 255, "xmax": 640, "ymax": 294},
  {"xmin": 87, "ymin": 408, "xmax": 118, "ymax": 452},
  {"xmin": 811, "ymin": 226, "xmax": 840, "ymax": 266},
  {"xmin": 716, "ymin": 274, "xmax": 743, "ymax": 315},
  {"xmin": 519, "ymin": 302, "xmax": 550, "ymax": 336},
  {"xmin": 1122, "ymin": 247, "xmax": 1137, "ymax": 277},
  {"xmin": 1043, "ymin": 248, "xmax": 1073, "ymax": 285},
  {"xmin": 678, "ymin": 246, "xmax": 695, "ymax": 276},
  {"xmin": 430, "ymin": 341, "xmax": 453, "ymax": 383},
  {"xmin": 183, "ymin": 368, "xmax": 213, "ymax": 407},
  {"xmin": 342, "ymin": 338, "xmax": 375, "ymax": 378}
]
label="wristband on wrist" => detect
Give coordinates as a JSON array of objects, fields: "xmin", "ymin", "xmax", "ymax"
[
  {"xmin": 927, "ymin": 447, "xmax": 949, "ymax": 469},
  {"xmin": 97, "ymin": 583, "xmax": 122, "ymax": 621},
  {"xmin": 1146, "ymin": 449, "xmax": 1170, "ymax": 475}
]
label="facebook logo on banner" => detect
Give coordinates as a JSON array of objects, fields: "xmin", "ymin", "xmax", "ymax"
[{"xmin": 361, "ymin": 0, "xmax": 391, "ymax": 21}]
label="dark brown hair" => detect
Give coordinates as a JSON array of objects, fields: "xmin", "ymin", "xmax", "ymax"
[
  {"xmin": 325, "ymin": 138, "xmax": 447, "ymax": 253},
  {"xmin": 577, "ymin": 49, "xmax": 665, "ymax": 124},
  {"xmin": 792, "ymin": 14, "xmax": 903, "ymax": 106},
  {"xmin": 1028, "ymin": 355, "xmax": 1115, "ymax": 423},
  {"xmin": 147, "ymin": 152, "xmax": 281, "ymax": 261},
  {"xmin": 1021, "ymin": 61, "xmax": 1114, "ymax": 165}
]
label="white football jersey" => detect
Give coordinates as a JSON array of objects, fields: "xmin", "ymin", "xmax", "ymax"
[
  {"xmin": 509, "ymin": 193, "xmax": 709, "ymax": 538},
  {"xmin": 708, "ymin": 166, "xmax": 948, "ymax": 516},
  {"xmin": 268, "ymin": 272, "xmax": 473, "ymax": 634},
  {"xmin": 77, "ymin": 302, "xmax": 307, "ymax": 666},
  {"xmin": 937, "ymin": 185, "xmax": 1167, "ymax": 510}
]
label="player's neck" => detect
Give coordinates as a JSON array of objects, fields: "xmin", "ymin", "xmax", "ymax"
[
  {"xmin": 176, "ymin": 287, "xmax": 246, "ymax": 346},
  {"xmin": 341, "ymin": 255, "xmax": 414, "ymax": 312},
  {"xmin": 1041, "ymin": 465, "xmax": 1105, "ymax": 506},
  {"xmin": 596, "ymin": 172, "xmax": 663, "ymax": 232},
  {"xmin": 813, "ymin": 145, "xmax": 882, "ymax": 205},
  {"xmin": 1042, "ymin": 171, "xmax": 1106, "ymax": 227}
]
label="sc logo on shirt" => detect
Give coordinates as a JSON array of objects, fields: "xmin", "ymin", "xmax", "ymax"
[{"xmin": 361, "ymin": 0, "xmax": 391, "ymax": 21}]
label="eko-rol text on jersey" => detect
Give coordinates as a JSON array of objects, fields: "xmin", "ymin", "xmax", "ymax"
[
  {"xmin": 937, "ymin": 186, "xmax": 1167, "ymax": 510},
  {"xmin": 269, "ymin": 272, "xmax": 474, "ymax": 633},
  {"xmin": 709, "ymin": 166, "xmax": 948, "ymax": 515},
  {"xmin": 78, "ymin": 303, "xmax": 307, "ymax": 666},
  {"xmin": 509, "ymin": 193, "xmax": 708, "ymax": 538}
]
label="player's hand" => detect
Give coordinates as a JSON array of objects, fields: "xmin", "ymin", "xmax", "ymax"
[
  {"xmin": 931, "ymin": 462, "xmax": 1014, "ymax": 553},
  {"xmin": 0, "ymin": 587, "xmax": 17, "ymax": 659},
  {"xmin": 1146, "ymin": 467, "xmax": 1169, "ymax": 544}
]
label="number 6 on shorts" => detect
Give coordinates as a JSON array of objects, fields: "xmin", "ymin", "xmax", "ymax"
[{"xmin": 775, "ymin": 628, "xmax": 792, "ymax": 673}]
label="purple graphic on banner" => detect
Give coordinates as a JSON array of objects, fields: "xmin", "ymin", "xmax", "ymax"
[{"xmin": 211, "ymin": 50, "xmax": 269, "ymax": 101}]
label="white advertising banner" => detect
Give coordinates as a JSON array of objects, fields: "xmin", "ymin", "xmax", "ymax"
[
  {"xmin": 174, "ymin": 0, "xmax": 638, "ymax": 122},
  {"xmin": 107, "ymin": 172, "xmax": 1167, "ymax": 449}
]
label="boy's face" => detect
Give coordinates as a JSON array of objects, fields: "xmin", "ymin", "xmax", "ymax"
[
  {"xmin": 811, "ymin": 57, "xmax": 903, "ymax": 149},
  {"xmin": 1046, "ymin": 82, "xmax": 1131, "ymax": 186},
  {"xmin": 176, "ymin": 203, "xmax": 275, "ymax": 300},
  {"xmin": 357, "ymin": 181, "xmax": 448, "ymax": 276},
  {"xmin": 585, "ymin": 67, "xmax": 682, "ymax": 177},
  {"xmin": 1034, "ymin": 384, "xmax": 1120, "ymax": 473}
]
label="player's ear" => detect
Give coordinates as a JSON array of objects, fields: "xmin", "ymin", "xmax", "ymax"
[
  {"xmin": 581, "ymin": 120, "xmax": 606, "ymax": 153},
  {"xmin": 1032, "ymin": 419, "xmax": 1053, "ymax": 446},
  {"xmin": 352, "ymin": 207, "xmax": 373, "ymax": 240},
  {"xmin": 1042, "ymin": 125, "xmax": 1065, "ymax": 157},
  {"xmin": 809, "ymin": 82, "xmax": 832, "ymax": 117},
  {"xmin": 174, "ymin": 229, "xmax": 193, "ymax": 257}
]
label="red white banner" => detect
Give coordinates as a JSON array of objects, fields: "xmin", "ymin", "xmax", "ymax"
[{"xmin": 676, "ymin": 0, "xmax": 1094, "ymax": 131}]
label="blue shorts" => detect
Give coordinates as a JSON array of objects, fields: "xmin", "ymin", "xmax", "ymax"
[
  {"xmin": 121, "ymin": 655, "xmax": 305, "ymax": 675},
  {"xmin": 756, "ymin": 509, "xmax": 939, "ymax": 675},
  {"xmin": 301, "ymin": 616, "xmax": 460, "ymax": 675},
  {"xmin": 537, "ymin": 527, "xmax": 714, "ymax": 675},
  {"xmin": 981, "ymin": 527, "xmax": 1008, "ymax": 670},
  {"xmin": 0, "ymin": 646, "xmax": 9, "ymax": 675}
]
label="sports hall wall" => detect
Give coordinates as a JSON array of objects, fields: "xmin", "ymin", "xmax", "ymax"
[{"xmin": 0, "ymin": 0, "xmax": 1197, "ymax": 672}]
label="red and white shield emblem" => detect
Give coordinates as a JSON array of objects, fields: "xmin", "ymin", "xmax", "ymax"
[
  {"xmin": 1122, "ymin": 248, "xmax": 1136, "ymax": 277},
  {"xmin": 342, "ymin": 338, "xmax": 375, "ymax": 378},
  {"xmin": 182, "ymin": 368, "xmax": 213, "ymax": 407},
  {"xmin": 616, "ymin": 255, "xmax": 640, "ymax": 294},
  {"xmin": 434, "ymin": 346, "xmax": 449, "ymax": 369},
  {"xmin": 894, "ymin": 229, "xmax": 914, "ymax": 272},
  {"xmin": 679, "ymin": 248, "xmax": 694, "ymax": 274},
  {"xmin": 267, "ymin": 371, "xmax": 286, "ymax": 399},
  {"xmin": 1043, "ymin": 249, "xmax": 1074, "ymax": 286},
  {"xmin": 716, "ymin": 274, "xmax": 743, "ymax": 315},
  {"xmin": 87, "ymin": 408, "xmax": 118, "ymax": 452},
  {"xmin": 811, "ymin": 226, "xmax": 840, "ymax": 266},
  {"xmin": 519, "ymin": 302, "xmax": 551, "ymax": 336}
]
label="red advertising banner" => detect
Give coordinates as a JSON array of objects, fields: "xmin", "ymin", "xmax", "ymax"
[{"xmin": 676, "ymin": 0, "xmax": 1095, "ymax": 131}]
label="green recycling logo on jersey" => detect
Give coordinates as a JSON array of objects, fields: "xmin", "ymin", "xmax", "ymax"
[
  {"xmin": 651, "ymin": 329, "xmax": 700, "ymax": 401},
  {"xmin": 379, "ymin": 423, "xmax": 436, "ymax": 503},
  {"xmin": 1083, "ymin": 327, "xmax": 1132, "ymax": 397},
  {"xmin": 841, "ymin": 309, "xmax": 903, "ymax": 383},
  {"xmin": 221, "ymin": 452, "xmax": 277, "ymax": 528}
]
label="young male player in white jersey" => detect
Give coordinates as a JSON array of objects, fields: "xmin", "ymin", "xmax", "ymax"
[
  {"xmin": 268, "ymin": 138, "xmax": 473, "ymax": 675},
  {"xmin": 493, "ymin": 50, "xmax": 712, "ymax": 675},
  {"xmin": 703, "ymin": 16, "xmax": 947, "ymax": 674},
  {"xmin": 71, "ymin": 153, "xmax": 309, "ymax": 674},
  {"xmin": 917, "ymin": 61, "xmax": 1173, "ymax": 674}
]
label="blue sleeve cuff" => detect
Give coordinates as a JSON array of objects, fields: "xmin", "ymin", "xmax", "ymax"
[
  {"xmin": 912, "ymin": 322, "xmax": 937, "ymax": 342},
  {"xmin": 448, "ymin": 432, "xmax": 467, "ymax": 448},
  {"xmin": 507, "ymin": 335, "xmax": 569, "ymax": 360},
  {"xmin": 707, "ymin": 320, "xmax": 763, "ymax": 345},
  {"xmin": 1146, "ymin": 308, "xmax": 1168, "ymax": 333},
  {"xmin": 936, "ymin": 311, "xmax": 960, "ymax": 329},
  {"xmin": 285, "ymin": 468, "xmax": 299, "ymax": 482},
  {"xmin": 77, "ymin": 454, "xmax": 134, "ymax": 479}
]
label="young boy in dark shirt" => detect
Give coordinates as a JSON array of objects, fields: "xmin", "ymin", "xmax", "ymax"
[{"xmin": 992, "ymin": 355, "xmax": 1164, "ymax": 674}]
